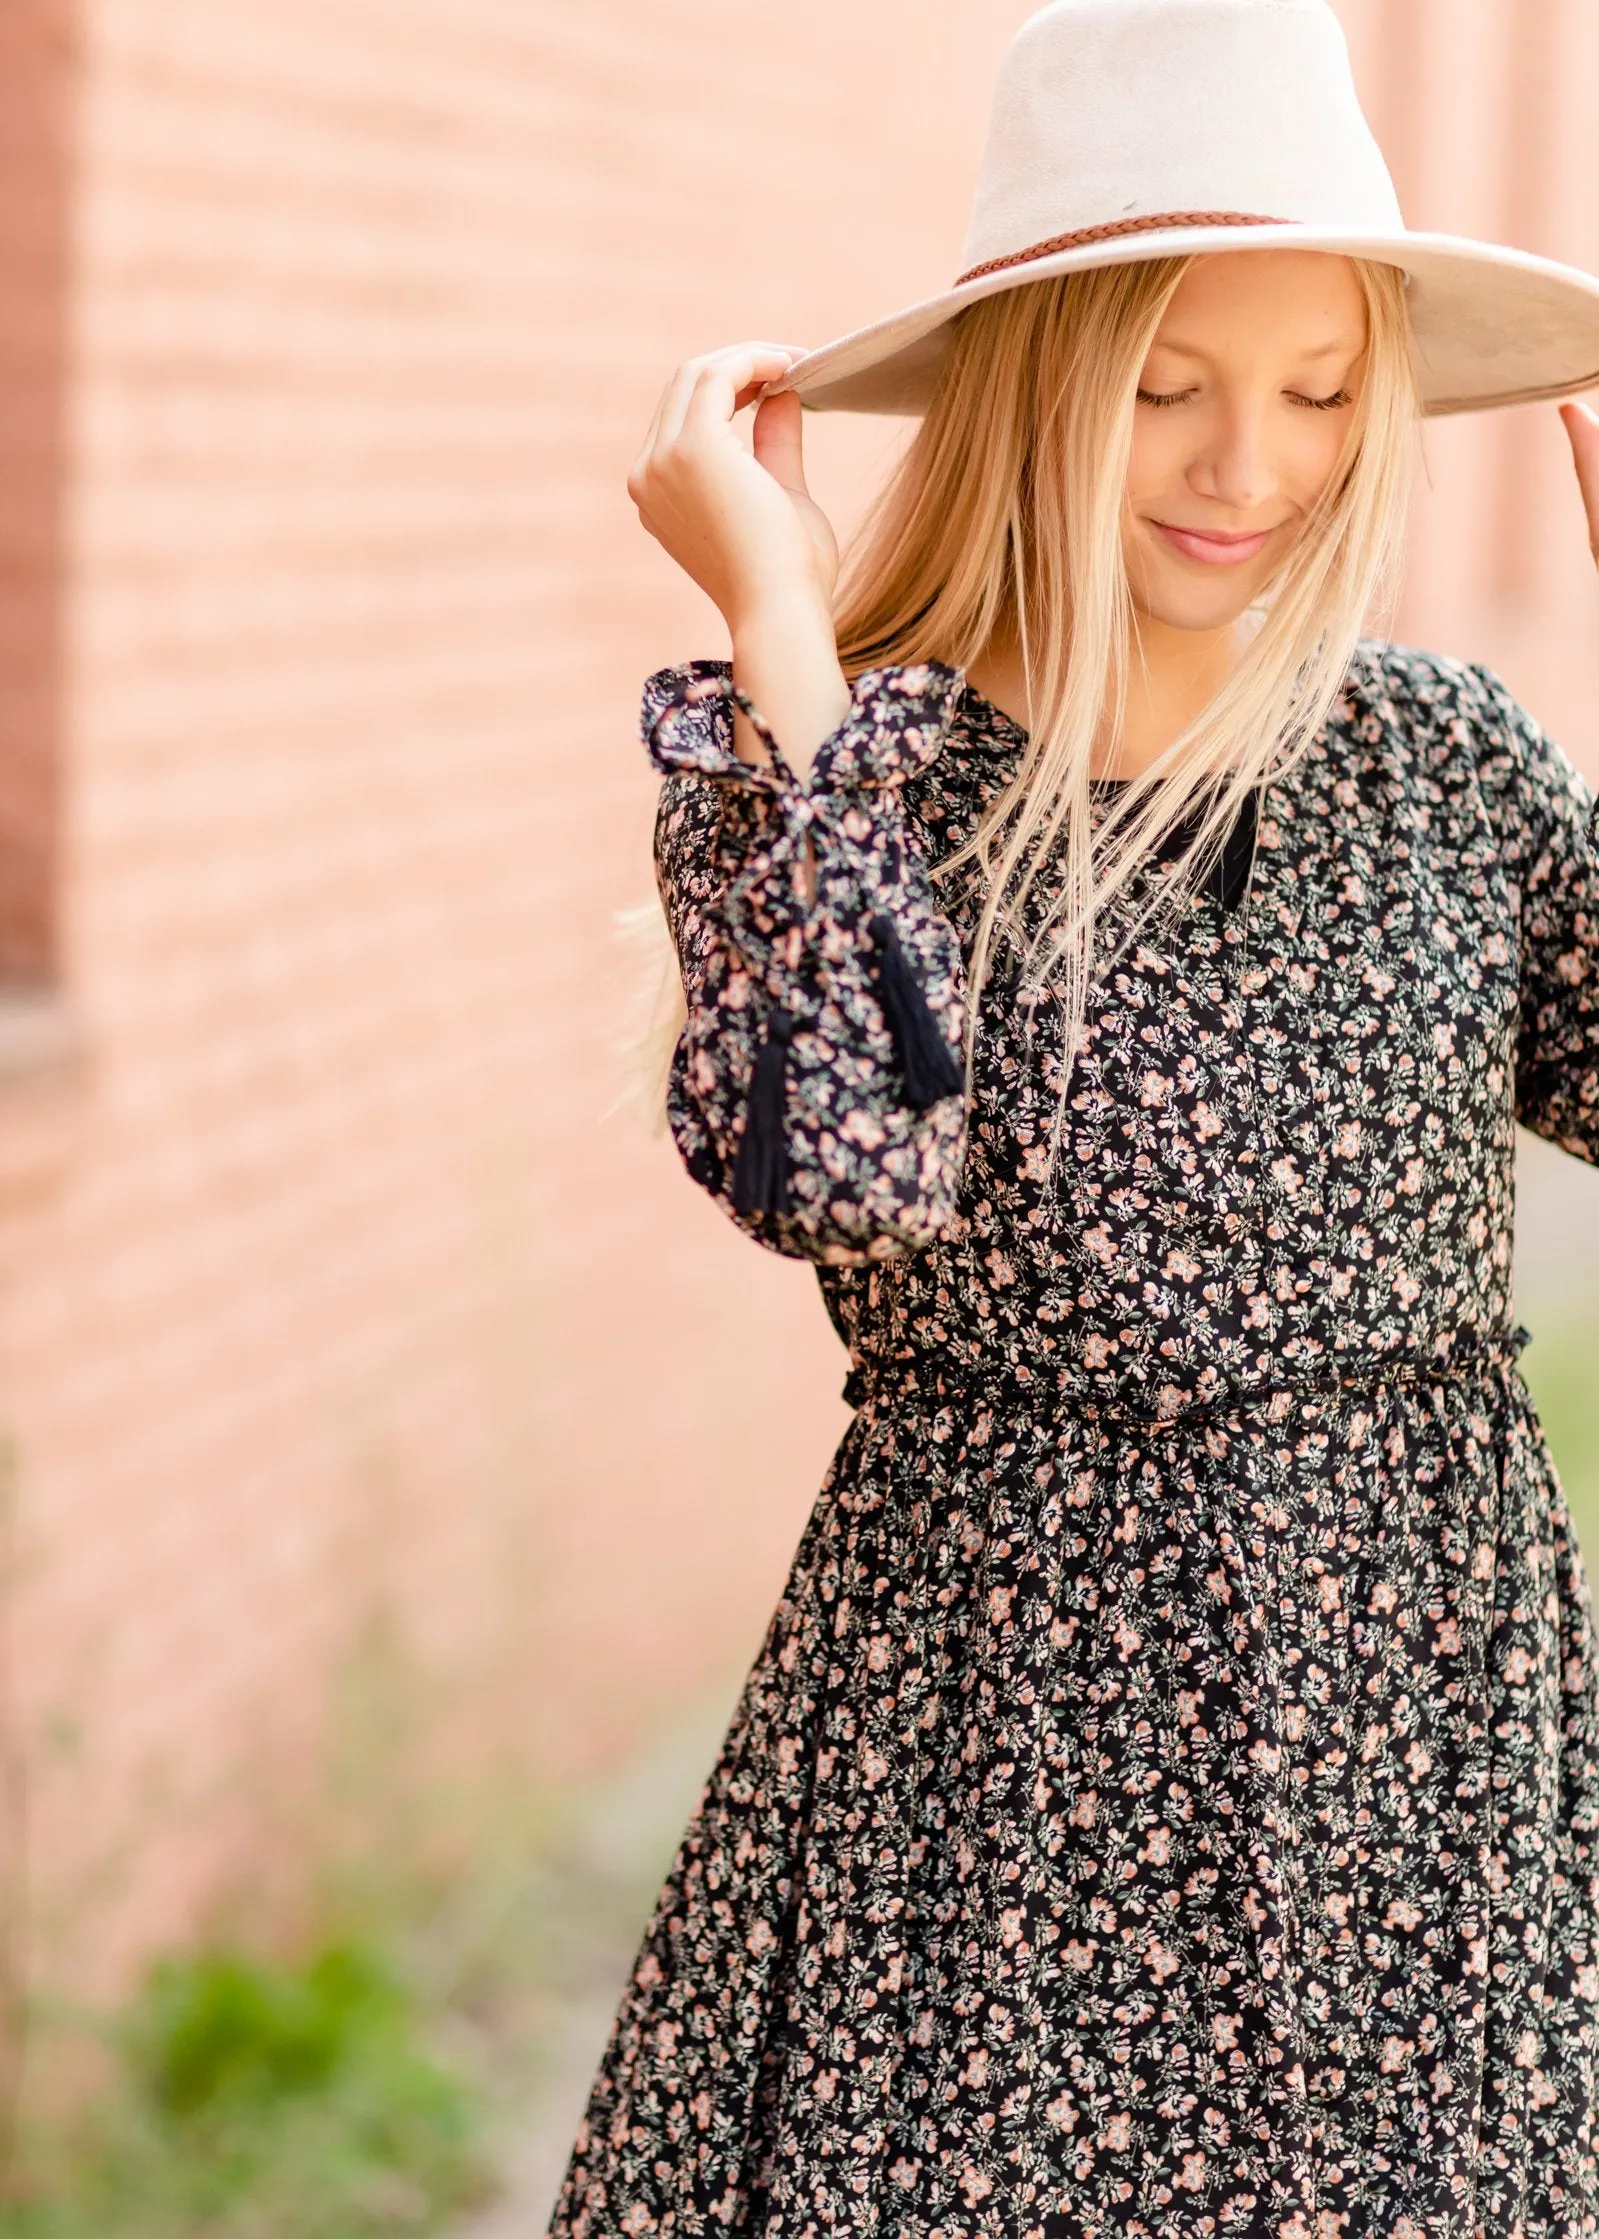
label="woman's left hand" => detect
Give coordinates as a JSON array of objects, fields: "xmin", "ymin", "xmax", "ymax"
[{"xmin": 1561, "ymin": 398, "xmax": 1599, "ymax": 569}]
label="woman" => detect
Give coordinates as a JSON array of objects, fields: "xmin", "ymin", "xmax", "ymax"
[{"xmin": 554, "ymin": 1, "xmax": 1599, "ymax": 2232}]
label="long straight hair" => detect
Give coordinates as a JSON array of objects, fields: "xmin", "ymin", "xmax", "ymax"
[
  {"xmin": 634, "ymin": 255, "xmax": 1419, "ymax": 1147},
  {"xmin": 833, "ymin": 254, "xmax": 1419, "ymax": 1154}
]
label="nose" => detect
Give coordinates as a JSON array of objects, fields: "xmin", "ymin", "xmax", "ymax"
[{"xmin": 1189, "ymin": 397, "xmax": 1279, "ymax": 515}]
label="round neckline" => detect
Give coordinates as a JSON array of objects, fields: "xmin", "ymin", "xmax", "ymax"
[{"xmin": 954, "ymin": 673, "xmax": 1270, "ymax": 931}]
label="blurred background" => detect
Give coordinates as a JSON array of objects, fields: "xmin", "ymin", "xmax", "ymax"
[{"xmin": 0, "ymin": 0, "xmax": 1596, "ymax": 2231}]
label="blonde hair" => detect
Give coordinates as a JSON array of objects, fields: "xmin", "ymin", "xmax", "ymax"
[
  {"xmin": 835, "ymin": 253, "xmax": 1418, "ymax": 1158},
  {"xmin": 634, "ymin": 253, "xmax": 1419, "ymax": 1155}
]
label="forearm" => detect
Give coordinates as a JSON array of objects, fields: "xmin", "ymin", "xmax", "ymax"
[
  {"xmin": 645, "ymin": 658, "xmax": 970, "ymax": 1266},
  {"xmin": 730, "ymin": 592, "xmax": 851, "ymax": 782}
]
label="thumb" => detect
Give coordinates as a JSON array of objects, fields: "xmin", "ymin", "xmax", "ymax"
[{"xmin": 752, "ymin": 390, "xmax": 809, "ymax": 496}]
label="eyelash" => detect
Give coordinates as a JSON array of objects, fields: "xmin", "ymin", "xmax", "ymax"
[{"xmin": 1136, "ymin": 387, "xmax": 1354, "ymax": 412}]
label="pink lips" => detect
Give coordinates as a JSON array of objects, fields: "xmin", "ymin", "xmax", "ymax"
[{"xmin": 1154, "ymin": 520, "xmax": 1277, "ymax": 566}]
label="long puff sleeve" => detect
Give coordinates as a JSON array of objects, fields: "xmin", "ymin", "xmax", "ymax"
[
  {"xmin": 1471, "ymin": 665, "xmax": 1599, "ymax": 1158},
  {"xmin": 647, "ymin": 658, "xmax": 970, "ymax": 1265}
]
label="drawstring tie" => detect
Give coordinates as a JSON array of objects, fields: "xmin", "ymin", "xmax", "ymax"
[
  {"xmin": 732, "ymin": 1007, "xmax": 795, "ymax": 1217},
  {"xmin": 733, "ymin": 917, "xmax": 961, "ymax": 1221},
  {"xmin": 868, "ymin": 913, "xmax": 964, "ymax": 1109}
]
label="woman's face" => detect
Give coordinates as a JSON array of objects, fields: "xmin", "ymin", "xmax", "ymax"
[{"xmin": 1122, "ymin": 251, "xmax": 1371, "ymax": 637}]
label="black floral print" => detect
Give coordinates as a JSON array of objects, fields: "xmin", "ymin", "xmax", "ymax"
[{"xmin": 550, "ymin": 644, "xmax": 1599, "ymax": 2239}]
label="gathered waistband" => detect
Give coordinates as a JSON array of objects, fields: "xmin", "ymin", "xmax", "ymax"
[{"xmin": 842, "ymin": 1323, "xmax": 1532, "ymax": 1433}]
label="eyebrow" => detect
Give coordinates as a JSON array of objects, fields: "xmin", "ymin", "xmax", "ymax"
[{"xmin": 1150, "ymin": 336, "xmax": 1364, "ymax": 364}]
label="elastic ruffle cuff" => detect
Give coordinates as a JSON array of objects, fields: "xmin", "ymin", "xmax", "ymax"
[{"xmin": 641, "ymin": 660, "xmax": 966, "ymax": 797}]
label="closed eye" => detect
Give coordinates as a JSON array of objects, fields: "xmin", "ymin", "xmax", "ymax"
[{"xmin": 1136, "ymin": 386, "xmax": 1355, "ymax": 411}]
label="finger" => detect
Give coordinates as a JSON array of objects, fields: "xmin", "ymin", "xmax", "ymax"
[
  {"xmin": 751, "ymin": 390, "xmax": 809, "ymax": 495},
  {"xmin": 677, "ymin": 348, "xmax": 794, "ymax": 433},
  {"xmin": 638, "ymin": 381, "xmax": 672, "ymax": 458},
  {"xmin": 654, "ymin": 358, "xmax": 711, "ymax": 452},
  {"xmin": 629, "ymin": 389, "xmax": 677, "ymax": 504},
  {"xmin": 643, "ymin": 347, "xmax": 756, "ymax": 460},
  {"xmin": 627, "ymin": 439, "xmax": 656, "ymax": 509},
  {"xmin": 632, "ymin": 341, "xmax": 805, "ymax": 513},
  {"xmin": 658, "ymin": 344, "xmax": 806, "ymax": 449},
  {"xmin": 632, "ymin": 373, "xmax": 680, "ymax": 484},
  {"xmin": 731, "ymin": 353, "xmax": 810, "ymax": 414},
  {"xmin": 676, "ymin": 346, "xmax": 807, "ymax": 443},
  {"xmin": 738, "ymin": 343, "xmax": 811, "ymax": 398},
  {"xmin": 1560, "ymin": 399, "xmax": 1599, "ymax": 560}
]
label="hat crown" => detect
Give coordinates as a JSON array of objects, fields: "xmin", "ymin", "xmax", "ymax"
[{"xmin": 963, "ymin": 0, "xmax": 1404, "ymax": 274}]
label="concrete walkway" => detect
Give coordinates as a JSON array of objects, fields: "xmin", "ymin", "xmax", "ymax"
[{"xmin": 452, "ymin": 1692, "xmax": 739, "ymax": 2238}]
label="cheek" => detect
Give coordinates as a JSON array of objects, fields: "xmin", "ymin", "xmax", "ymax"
[
  {"xmin": 1125, "ymin": 419, "xmax": 1184, "ymax": 509},
  {"xmin": 1289, "ymin": 417, "xmax": 1354, "ymax": 503}
]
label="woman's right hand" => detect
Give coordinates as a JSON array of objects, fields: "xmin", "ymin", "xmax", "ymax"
[
  {"xmin": 628, "ymin": 345, "xmax": 852, "ymax": 781},
  {"xmin": 628, "ymin": 344, "xmax": 839, "ymax": 633}
]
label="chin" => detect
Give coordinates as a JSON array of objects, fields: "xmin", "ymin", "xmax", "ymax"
[{"xmin": 1139, "ymin": 586, "xmax": 1264, "ymax": 633}]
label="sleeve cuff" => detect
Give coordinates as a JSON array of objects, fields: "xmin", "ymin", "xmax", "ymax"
[{"xmin": 642, "ymin": 660, "xmax": 966, "ymax": 795}]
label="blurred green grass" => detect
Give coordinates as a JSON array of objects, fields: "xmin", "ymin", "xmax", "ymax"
[
  {"xmin": 0, "ymin": 1700, "xmax": 733, "ymax": 2239},
  {"xmin": 1515, "ymin": 1128, "xmax": 1599, "ymax": 1568},
  {"xmin": 0, "ymin": 1941, "xmax": 494, "ymax": 2239},
  {"xmin": 1522, "ymin": 1308, "xmax": 1599, "ymax": 1566}
]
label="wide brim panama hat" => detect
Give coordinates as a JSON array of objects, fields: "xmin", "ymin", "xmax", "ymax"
[{"xmin": 774, "ymin": 0, "xmax": 1599, "ymax": 420}]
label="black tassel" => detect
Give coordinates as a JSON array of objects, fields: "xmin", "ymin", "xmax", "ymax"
[
  {"xmin": 732, "ymin": 1007, "xmax": 795, "ymax": 1217},
  {"xmin": 868, "ymin": 913, "xmax": 964, "ymax": 1109}
]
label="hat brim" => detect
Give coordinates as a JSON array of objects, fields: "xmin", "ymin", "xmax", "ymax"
[{"xmin": 773, "ymin": 226, "xmax": 1599, "ymax": 418}]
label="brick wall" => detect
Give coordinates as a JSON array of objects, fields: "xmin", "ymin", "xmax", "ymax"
[
  {"xmin": 0, "ymin": 0, "xmax": 1041, "ymax": 1992},
  {"xmin": 0, "ymin": 0, "xmax": 1594, "ymax": 1996},
  {"xmin": 0, "ymin": 0, "xmax": 71, "ymax": 980},
  {"xmin": 1338, "ymin": 0, "xmax": 1599, "ymax": 765}
]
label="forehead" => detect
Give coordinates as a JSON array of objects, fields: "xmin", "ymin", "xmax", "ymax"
[{"xmin": 1151, "ymin": 251, "xmax": 1368, "ymax": 353}]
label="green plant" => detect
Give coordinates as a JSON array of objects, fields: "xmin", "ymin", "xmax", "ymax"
[
  {"xmin": 0, "ymin": 1939, "xmax": 492, "ymax": 2239},
  {"xmin": 1522, "ymin": 1307, "xmax": 1599, "ymax": 1565}
]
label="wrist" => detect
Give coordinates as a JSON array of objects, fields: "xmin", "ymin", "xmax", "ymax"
[
  {"xmin": 725, "ymin": 569, "xmax": 830, "ymax": 636},
  {"xmin": 727, "ymin": 593, "xmax": 851, "ymax": 782}
]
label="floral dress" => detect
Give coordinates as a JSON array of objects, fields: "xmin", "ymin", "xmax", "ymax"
[{"xmin": 549, "ymin": 643, "xmax": 1599, "ymax": 2239}]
